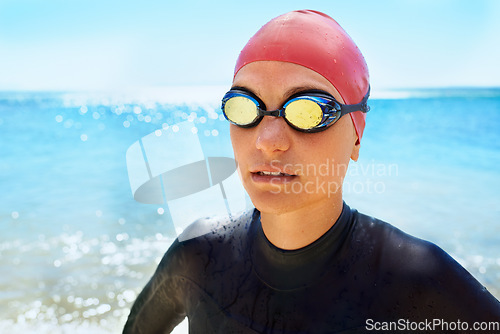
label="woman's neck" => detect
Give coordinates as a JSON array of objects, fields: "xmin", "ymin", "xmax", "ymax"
[{"xmin": 259, "ymin": 196, "xmax": 344, "ymax": 250}]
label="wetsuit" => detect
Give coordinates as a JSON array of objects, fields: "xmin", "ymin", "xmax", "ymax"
[{"xmin": 123, "ymin": 203, "xmax": 500, "ymax": 333}]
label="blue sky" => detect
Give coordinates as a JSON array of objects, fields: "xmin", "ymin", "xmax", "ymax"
[{"xmin": 0, "ymin": 0, "xmax": 499, "ymax": 91}]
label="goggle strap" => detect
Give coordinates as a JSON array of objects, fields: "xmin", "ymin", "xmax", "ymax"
[{"xmin": 339, "ymin": 86, "xmax": 371, "ymax": 116}]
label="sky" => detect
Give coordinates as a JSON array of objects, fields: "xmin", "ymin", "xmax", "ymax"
[{"xmin": 0, "ymin": 0, "xmax": 499, "ymax": 91}]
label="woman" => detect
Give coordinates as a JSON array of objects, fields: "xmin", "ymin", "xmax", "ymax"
[{"xmin": 124, "ymin": 10, "xmax": 500, "ymax": 333}]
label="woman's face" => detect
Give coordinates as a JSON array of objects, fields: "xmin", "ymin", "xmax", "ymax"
[{"xmin": 230, "ymin": 61, "xmax": 359, "ymax": 215}]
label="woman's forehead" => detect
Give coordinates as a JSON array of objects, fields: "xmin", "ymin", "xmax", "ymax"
[{"xmin": 232, "ymin": 61, "xmax": 344, "ymax": 103}]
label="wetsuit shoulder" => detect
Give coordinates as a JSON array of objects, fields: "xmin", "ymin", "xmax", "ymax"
[
  {"xmin": 352, "ymin": 211, "xmax": 500, "ymax": 321},
  {"xmin": 122, "ymin": 210, "xmax": 255, "ymax": 334},
  {"xmin": 353, "ymin": 212, "xmax": 449, "ymax": 275},
  {"xmin": 178, "ymin": 209, "xmax": 254, "ymax": 243},
  {"xmin": 165, "ymin": 210, "xmax": 255, "ymax": 283}
]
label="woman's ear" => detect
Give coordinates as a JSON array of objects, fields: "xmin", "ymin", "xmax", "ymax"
[{"xmin": 351, "ymin": 138, "xmax": 360, "ymax": 162}]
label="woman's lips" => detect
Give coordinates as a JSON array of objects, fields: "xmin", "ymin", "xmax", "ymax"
[
  {"xmin": 255, "ymin": 171, "xmax": 294, "ymax": 176},
  {"xmin": 248, "ymin": 163, "xmax": 299, "ymax": 184},
  {"xmin": 250, "ymin": 170, "xmax": 298, "ymax": 184}
]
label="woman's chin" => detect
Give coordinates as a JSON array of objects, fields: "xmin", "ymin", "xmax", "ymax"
[{"xmin": 247, "ymin": 190, "xmax": 309, "ymax": 215}]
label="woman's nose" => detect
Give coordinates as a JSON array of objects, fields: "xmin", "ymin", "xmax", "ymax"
[{"xmin": 255, "ymin": 116, "xmax": 291, "ymax": 154}]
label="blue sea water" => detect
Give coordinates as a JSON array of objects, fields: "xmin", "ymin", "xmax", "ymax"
[{"xmin": 0, "ymin": 87, "xmax": 499, "ymax": 333}]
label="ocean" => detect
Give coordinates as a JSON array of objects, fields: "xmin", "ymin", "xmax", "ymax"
[{"xmin": 0, "ymin": 86, "xmax": 499, "ymax": 333}]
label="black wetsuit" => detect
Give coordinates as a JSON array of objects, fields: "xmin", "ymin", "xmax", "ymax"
[{"xmin": 123, "ymin": 203, "xmax": 500, "ymax": 333}]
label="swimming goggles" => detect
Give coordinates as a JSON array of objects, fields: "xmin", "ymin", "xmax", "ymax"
[{"xmin": 221, "ymin": 86, "xmax": 370, "ymax": 133}]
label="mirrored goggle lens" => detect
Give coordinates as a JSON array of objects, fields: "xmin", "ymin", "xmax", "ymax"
[
  {"xmin": 285, "ymin": 99, "xmax": 323, "ymax": 130},
  {"xmin": 224, "ymin": 96, "xmax": 259, "ymax": 126}
]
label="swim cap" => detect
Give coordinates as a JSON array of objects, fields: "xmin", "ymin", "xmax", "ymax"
[{"xmin": 234, "ymin": 10, "xmax": 369, "ymax": 142}]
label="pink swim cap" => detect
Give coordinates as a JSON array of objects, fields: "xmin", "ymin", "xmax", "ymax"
[{"xmin": 234, "ymin": 10, "xmax": 369, "ymax": 142}]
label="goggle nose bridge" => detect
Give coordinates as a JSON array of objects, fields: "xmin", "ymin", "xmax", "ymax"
[{"xmin": 258, "ymin": 108, "xmax": 286, "ymax": 118}]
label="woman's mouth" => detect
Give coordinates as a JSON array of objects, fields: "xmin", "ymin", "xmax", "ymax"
[
  {"xmin": 256, "ymin": 171, "xmax": 294, "ymax": 177},
  {"xmin": 250, "ymin": 170, "xmax": 298, "ymax": 185}
]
